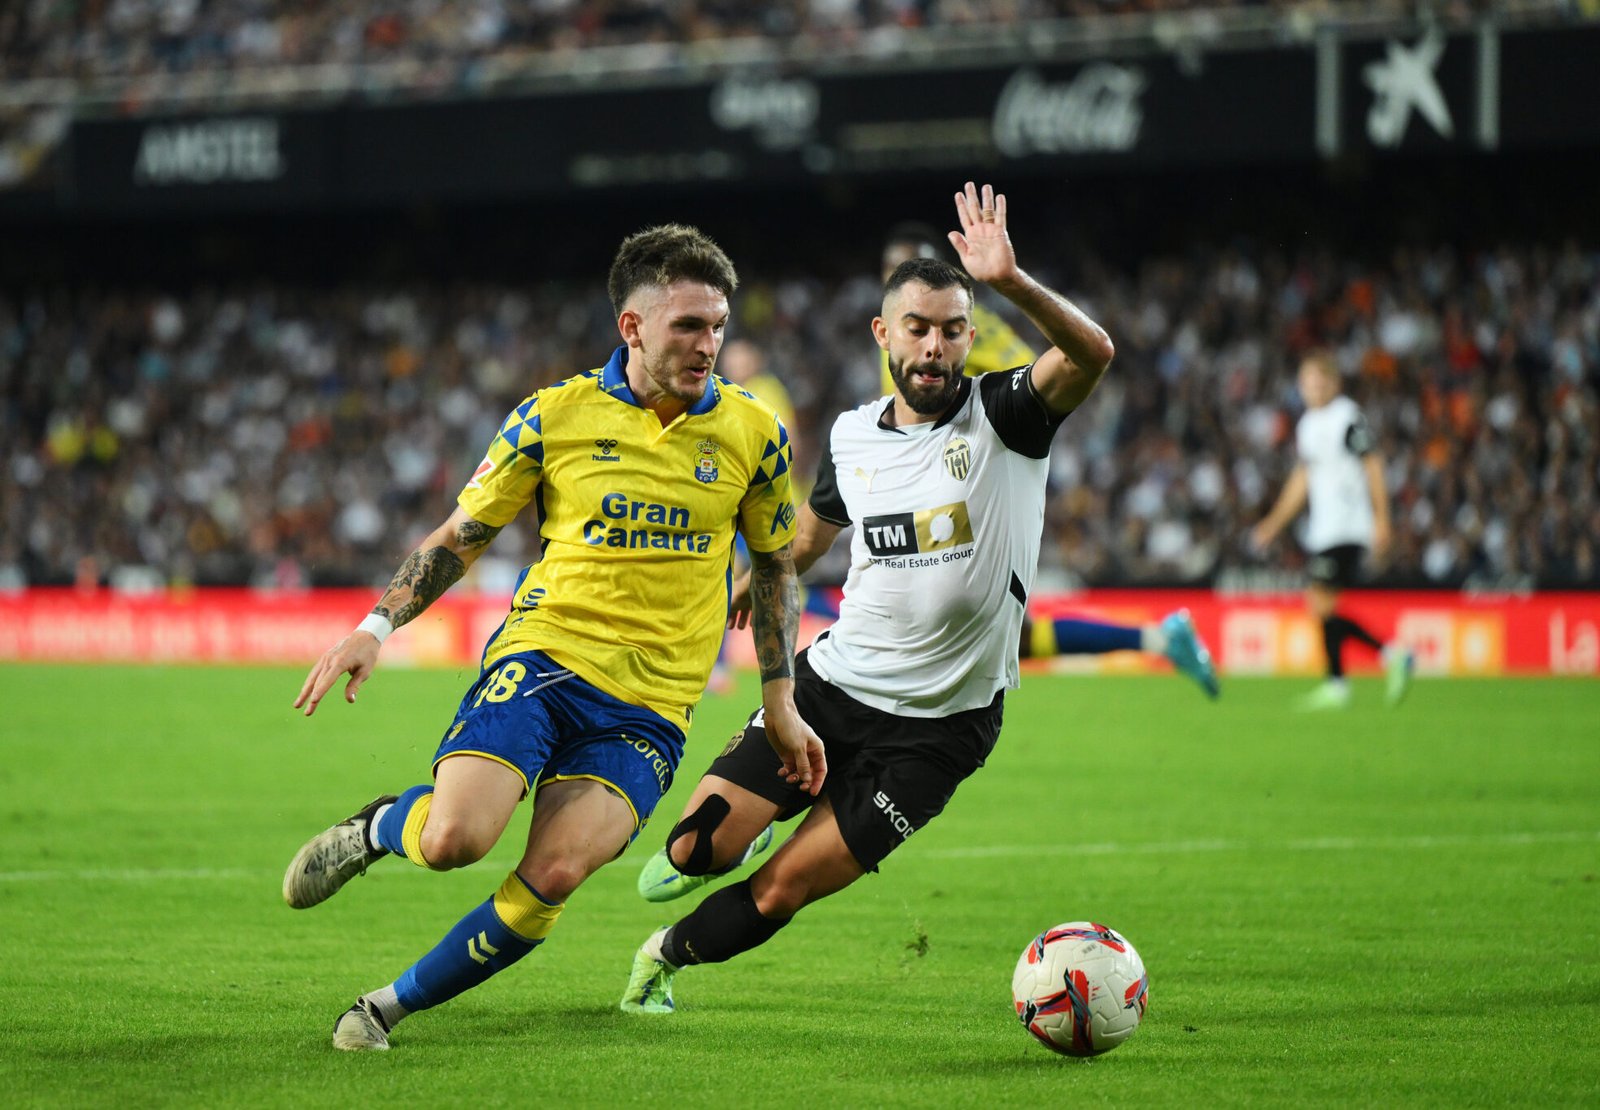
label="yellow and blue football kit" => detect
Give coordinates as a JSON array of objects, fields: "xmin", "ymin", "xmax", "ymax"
[
  {"xmin": 878, "ymin": 300, "xmax": 1036, "ymax": 395},
  {"xmin": 459, "ymin": 344, "xmax": 798, "ymax": 733},
  {"xmin": 293, "ymin": 344, "xmax": 797, "ymax": 1040},
  {"xmin": 420, "ymin": 344, "xmax": 796, "ymax": 835}
]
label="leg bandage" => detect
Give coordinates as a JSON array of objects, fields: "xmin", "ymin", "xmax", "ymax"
[{"xmin": 665, "ymin": 794, "xmax": 732, "ymax": 877}]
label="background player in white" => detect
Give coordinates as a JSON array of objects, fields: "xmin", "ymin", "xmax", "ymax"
[
  {"xmin": 619, "ymin": 181, "xmax": 1116, "ymax": 1012},
  {"xmin": 1252, "ymin": 350, "xmax": 1414, "ymax": 709}
]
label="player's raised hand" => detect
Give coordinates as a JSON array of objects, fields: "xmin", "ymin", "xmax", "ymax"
[
  {"xmin": 763, "ymin": 697, "xmax": 827, "ymax": 796},
  {"xmin": 949, "ymin": 181, "xmax": 1019, "ymax": 287},
  {"xmin": 293, "ymin": 631, "xmax": 382, "ymax": 717}
]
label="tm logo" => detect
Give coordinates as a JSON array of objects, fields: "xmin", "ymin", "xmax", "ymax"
[
  {"xmin": 861, "ymin": 502, "xmax": 974, "ymax": 558},
  {"xmin": 593, "ymin": 438, "xmax": 620, "ymax": 462},
  {"xmin": 873, "ymin": 790, "xmax": 916, "ymax": 839}
]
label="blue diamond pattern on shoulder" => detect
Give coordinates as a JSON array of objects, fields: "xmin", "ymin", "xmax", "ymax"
[
  {"xmin": 751, "ymin": 433, "xmax": 792, "ymax": 485},
  {"xmin": 496, "ymin": 402, "xmax": 544, "ymax": 465}
]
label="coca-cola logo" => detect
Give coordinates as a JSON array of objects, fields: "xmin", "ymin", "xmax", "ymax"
[
  {"xmin": 992, "ymin": 65, "xmax": 1146, "ymax": 157},
  {"xmin": 710, "ymin": 74, "xmax": 819, "ymax": 150}
]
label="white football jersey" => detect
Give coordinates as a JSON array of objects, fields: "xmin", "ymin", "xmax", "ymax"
[
  {"xmin": 1296, "ymin": 394, "xmax": 1377, "ymax": 552},
  {"xmin": 806, "ymin": 367, "xmax": 1065, "ymax": 717}
]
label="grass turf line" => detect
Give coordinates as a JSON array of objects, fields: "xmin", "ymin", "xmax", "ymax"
[{"xmin": 0, "ymin": 664, "xmax": 1595, "ymax": 1107}]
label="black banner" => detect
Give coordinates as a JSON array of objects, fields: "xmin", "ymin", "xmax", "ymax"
[
  {"xmin": 68, "ymin": 111, "xmax": 334, "ymax": 211},
  {"xmin": 57, "ymin": 23, "xmax": 1600, "ymax": 214}
]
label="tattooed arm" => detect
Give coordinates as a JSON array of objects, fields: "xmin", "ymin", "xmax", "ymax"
[
  {"xmin": 370, "ymin": 509, "xmax": 503, "ymax": 630},
  {"xmin": 294, "ymin": 506, "xmax": 503, "ymax": 717},
  {"xmin": 748, "ymin": 543, "xmax": 828, "ymax": 795},
  {"xmin": 727, "ymin": 504, "xmax": 845, "ymax": 631}
]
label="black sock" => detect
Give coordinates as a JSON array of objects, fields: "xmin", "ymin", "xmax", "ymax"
[
  {"xmin": 1324, "ymin": 615, "xmax": 1383, "ymax": 678},
  {"xmin": 660, "ymin": 879, "xmax": 790, "ymax": 967},
  {"xmin": 1321, "ymin": 617, "xmax": 1348, "ymax": 678},
  {"xmin": 1335, "ymin": 614, "xmax": 1384, "ymax": 653}
]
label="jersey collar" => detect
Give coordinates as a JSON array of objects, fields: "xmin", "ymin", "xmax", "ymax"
[
  {"xmin": 876, "ymin": 375, "xmax": 972, "ymax": 433},
  {"xmin": 599, "ymin": 345, "xmax": 722, "ymax": 416}
]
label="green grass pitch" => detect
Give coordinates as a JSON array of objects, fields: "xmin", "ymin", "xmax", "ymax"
[{"xmin": 1, "ymin": 663, "xmax": 1596, "ymax": 1107}]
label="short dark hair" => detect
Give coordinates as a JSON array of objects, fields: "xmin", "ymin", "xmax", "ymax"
[
  {"xmin": 607, "ymin": 224, "xmax": 738, "ymax": 316},
  {"xmin": 883, "ymin": 257, "xmax": 974, "ymax": 305}
]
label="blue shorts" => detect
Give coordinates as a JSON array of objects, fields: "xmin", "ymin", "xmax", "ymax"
[{"xmin": 432, "ymin": 649, "xmax": 684, "ymax": 837}]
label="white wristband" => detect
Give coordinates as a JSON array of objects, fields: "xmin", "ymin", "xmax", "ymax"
[{"xmin": 356, "ymin": 613, "xmax": 395, "ymax": 645}]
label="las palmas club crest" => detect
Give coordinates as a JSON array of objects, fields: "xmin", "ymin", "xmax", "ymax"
[{"xmin": 695, "ymin": 439, "xmax": 721, "ymax": 483}]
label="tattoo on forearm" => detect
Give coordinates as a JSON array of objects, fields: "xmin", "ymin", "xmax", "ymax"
[
  {"xmin": 453, "ymin": 520, "xmax": 502, "ymax": 550},
  {"xmin": 372, "ymin": 546, "xmax": 468, "ymax": 629},
  {"xmin": 749, "ymin": 547, "xmax": 800, "ymax": 683}
]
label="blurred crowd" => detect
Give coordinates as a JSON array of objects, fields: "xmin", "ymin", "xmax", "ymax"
[
  {"xmin": 3, "ymin": 238, "xmax": 1596, "ymax": 593},
  {"xmin": 0, "ymin": 0, "xmax": 1526, "ymax": 85}
]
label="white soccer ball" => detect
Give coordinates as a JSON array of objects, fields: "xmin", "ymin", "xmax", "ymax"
[{"xmin": 1011, "ymin": 921, "xmax": 1149, "ymax": 1056}]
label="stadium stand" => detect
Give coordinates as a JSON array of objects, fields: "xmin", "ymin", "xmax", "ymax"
[{"xmin": 3, "ymin": 237, "xmax": 1595, "ymax": 591}]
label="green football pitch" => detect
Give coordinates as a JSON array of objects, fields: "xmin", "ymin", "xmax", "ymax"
[{"xmin": 1, "ymin": 663, "xmax": 1596, "ymax": 1107}]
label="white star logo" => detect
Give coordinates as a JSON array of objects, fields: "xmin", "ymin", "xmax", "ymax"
[{"xmin": 1363, "ymin": 29, "xmax": 1454, "ymax": 148}]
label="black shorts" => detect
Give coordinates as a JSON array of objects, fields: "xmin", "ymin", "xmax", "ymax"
[
  {"xmin": 704, "ymin": 649, "xmax": 1002, "ymax": 873},
  {"xmin": 1307, "ymin": 544, "xmax": 1368, "ymax": 588}
]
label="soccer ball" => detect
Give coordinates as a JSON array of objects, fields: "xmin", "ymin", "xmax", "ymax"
[{"xmin": 1011, "ymin": 921, "xmax": 1148, "ymax": 1057}]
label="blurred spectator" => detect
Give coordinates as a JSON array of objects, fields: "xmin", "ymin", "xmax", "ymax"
[
  {"xmin": 2, "ymin": 237, "xmax": 1597, "ymax": 591},
  {"xmin": 0, "ymin": 0, "xmax": 1530, "ymax": 87}
]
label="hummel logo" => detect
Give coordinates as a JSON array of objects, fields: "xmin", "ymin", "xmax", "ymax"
[
  {"xmin": 467, "ymin": 931, "xmax": 501, "ymax": 965},
  {"xmin": 592, "ymin": 438, "xmax": 621, "ymax": 462}
]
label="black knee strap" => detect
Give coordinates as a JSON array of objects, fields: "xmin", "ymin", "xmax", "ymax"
[{"xmin": 664, "ymin": 794, "xmax": 731, "ymax": 876}]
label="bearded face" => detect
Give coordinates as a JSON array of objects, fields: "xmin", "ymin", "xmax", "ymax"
[
  {"xmin": 887, "ymin": 352, "xmax": 964, "ymax": 414},
  {"xmin": 877, "ymin": 281, "xmax": 975, "ymax": 419}
]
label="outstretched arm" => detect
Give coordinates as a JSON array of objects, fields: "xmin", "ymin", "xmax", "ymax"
[
  {"xmin": 948, "ymin": 181, "xmax": 1115, "ymax": 416},
  {"xmin": 294, "ymin": 505, "xmax": 503, "ymax": 716},
  {"xmin": 747, "ymin": 543, "xmax": 827, "ymax": 796}
]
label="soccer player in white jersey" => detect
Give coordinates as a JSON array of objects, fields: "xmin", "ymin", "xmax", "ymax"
[
  {"xmin": 619, "ymin": 182, "xmax": 1116, "ymax": 1013},
  {"xmin": 879, "ymin": 223, "xmax": 1218, "ymax": 697},
  {"xmin": 278, "ymin": 224, "xmax": 823, "ymax": 1051},
  {"xmin": 1251, "ymin": 351, "xmax": 1414, "ymax": 709}
]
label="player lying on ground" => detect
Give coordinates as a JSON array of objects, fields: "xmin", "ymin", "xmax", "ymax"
[
  {"xmin": 620, "ymin": 182, "xmax": 1115, "ymax": 1012},
  {"xmin": 280, "ymin": 223, "xmax": 823, "ymax": 1051}
]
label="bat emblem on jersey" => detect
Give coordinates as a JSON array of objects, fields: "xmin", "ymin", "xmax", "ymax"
[
  {"xmin": 854, "ymin": 466, "xmax": 878, "ymax": 492},
  {"xmin": 943, "ymin": 438, "xmax": 972, "ymax": 481}
]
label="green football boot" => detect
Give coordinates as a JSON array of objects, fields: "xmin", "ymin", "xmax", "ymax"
[
  {"xmin": 1297, "ymin": 680, "xmax": 1353, "ymax": 711},
  {"xmin": 620, "ymin": 928, "xmax": 677, "ymax": 1015},
  {"xmin": 1383, "ymin": 644, "xmax": 1416, "ymax": 706},
  {"xmin": 636, "ymin": 824, "xmax": 775, "ymax": 903}
]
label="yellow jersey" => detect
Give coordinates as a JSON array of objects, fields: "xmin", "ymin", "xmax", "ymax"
[
  {"xmin": 879, "ymin": 301, "xmax": 1037, "ymax": 395},
  {"xmin": 459, "ymin": 346, "xmax": 797, "ymax": 732}
]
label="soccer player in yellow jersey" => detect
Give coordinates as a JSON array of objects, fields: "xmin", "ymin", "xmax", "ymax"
[{"xmin": 281, "ymin": 224, "xmax": 824, "ymax": 1052}]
